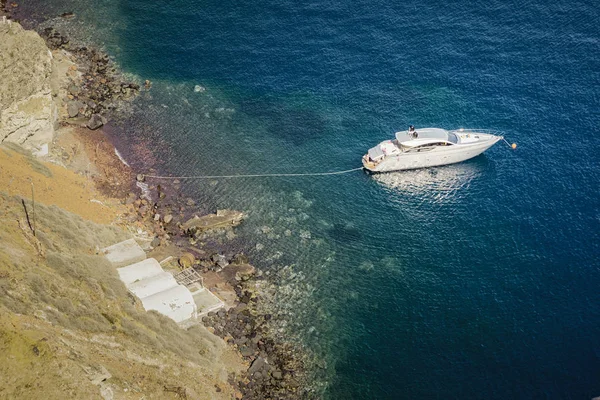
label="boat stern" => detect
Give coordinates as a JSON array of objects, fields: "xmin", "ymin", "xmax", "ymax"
[
  {"xmin": 362, "ymin": 144, "xmax": 387, "ymax": 172},
  {"xmin": 362, "ymin": 154, "xmax": 377, "ymax": 171}
]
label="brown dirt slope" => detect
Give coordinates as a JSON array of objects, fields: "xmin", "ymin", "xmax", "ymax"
[{"xmin": 0, "ymin": 142, "xmax": 125, "ymax": 224}]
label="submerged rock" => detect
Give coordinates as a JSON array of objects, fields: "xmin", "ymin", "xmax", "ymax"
[
  {"xmin": 182, "ymin": 210, "xmax": 244, "ymax": 234},
  {"xmin": 40, "ymin": 27, "xmax": 69, "ymax": 49},
  {"xmin": 235, "ymin": 264, "xmax": 256, "ymax": 282}
]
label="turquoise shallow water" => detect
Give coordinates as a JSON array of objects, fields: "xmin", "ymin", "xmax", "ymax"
[{"xmin": 18, "ymin": 0, "xmax": 600, "ymax": 398}]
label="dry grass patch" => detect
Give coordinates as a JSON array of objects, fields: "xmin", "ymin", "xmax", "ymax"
[{"xmin": 0, "ymin": 192, "xmax": 242, "ymax": 395}]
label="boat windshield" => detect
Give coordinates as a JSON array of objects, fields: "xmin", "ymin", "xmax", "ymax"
[{"xmin": 447, "ymin": 132, "xmax": 459, "ymax": 144}]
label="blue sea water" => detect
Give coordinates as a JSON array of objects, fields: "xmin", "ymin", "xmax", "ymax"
[{"xmin": 20, "ymin": 0, "xmax": 600, "ymax": 398}]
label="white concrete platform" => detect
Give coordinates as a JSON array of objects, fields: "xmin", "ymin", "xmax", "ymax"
[
  {"xmin": 102, "ymin": 238, "xmax": 146, "ymax": 268},
  {"xmin": 190, "ymin": 284, "xmax": 225, "ymax": 317}
]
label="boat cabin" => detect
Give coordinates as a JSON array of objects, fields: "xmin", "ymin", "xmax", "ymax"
[{"xmin": 396, "ymin": 128, "xmax": 459, "ymax": 144}]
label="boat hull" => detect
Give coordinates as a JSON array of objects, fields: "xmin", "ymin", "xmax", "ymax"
[{"xmin": 363, "ymin": 135, "xmax": 501, "ymax": 173}]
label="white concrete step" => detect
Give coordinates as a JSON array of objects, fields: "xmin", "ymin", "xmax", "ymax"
[
  {"xmin": 102, "ymin": 238, "xmax": 146, "ymax": 268},
  {"xmin": 116, "ymin": 258, "xmax": 163, "ymax": 286},
  {"xmin": 141, "ymin": 285, "xmax": 197, "ymax": 323},
  {"xmin": 127, "ymin": 271, "xmax": 178, "ymax": 299}
]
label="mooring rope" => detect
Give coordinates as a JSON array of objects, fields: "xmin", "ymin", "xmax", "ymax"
[
  {"xmin": 142, "ymin": 166, "xmax": 364, "ymax": 180},
  {"xmin": 501, "ymin": 137, "xmax": 518, "ymax": 149}
]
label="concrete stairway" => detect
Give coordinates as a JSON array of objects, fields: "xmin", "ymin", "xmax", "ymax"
[{"xmin": 102, "ymin": 239, "xmax": 224, "ymax": 325}]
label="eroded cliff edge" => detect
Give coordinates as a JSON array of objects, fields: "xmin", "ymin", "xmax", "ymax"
[{"xmin": 0, "ymin": 19, "xmax": 57, "ymax": 154}]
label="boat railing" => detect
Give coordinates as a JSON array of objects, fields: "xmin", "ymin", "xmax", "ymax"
[{"xmin": 454, "ymin": 128, "xmax": 503, "ymax": 137}]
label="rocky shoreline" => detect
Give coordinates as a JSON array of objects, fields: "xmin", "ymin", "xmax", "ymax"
[
  {"xmin": 40, "ymin": 24, "xmax": 142, "ymax": 130},
  {"xmin": 2, "ymin": 6, "xmax": 314, "ymax": 399},
  {"xmin": 202, "ymin": 286, "xmax": 311, "ymax": 399},
  {"xmin": 126, "ymin": 176, "xmax": 314, "ymax": 399}
]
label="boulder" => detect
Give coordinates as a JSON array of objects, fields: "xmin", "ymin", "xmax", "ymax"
[
  {"xmin": 67, "ymin": 100, "xmax": 82, "ymax": 117},
  {"xmin": 211, "ymin": 253, "xmax": 229, "ymax": 269},
  {"xmin": 41, "ymin": 27, "xmax": 69, "ymax": 49},
  {"xmin": 86, "ymin": 113, "xmax": 106, "ymax": 130},
  {"xmin": 68, "ymin": 84, "xmax": 81, "ymax": 96},
  {"xmin": 235, "ymin": 264, "xmax": 256, "ymax": 282},
  {"xmin": 248, "ymin": 357, "xmax": 269, "ymax": 375},
  {"xmin": 271, "ymin": 370, "xmax": 283, "ymax": 380},
  {"xmin": 239, "ymin": 346, "xmax": 255, "ymax": 358},
  {"xmin": 81, "ymin": 364, "xmax": 111, "ymax": 386},
  {"xmin": 232, "ymin": 253, "xmax": 249, "ymax": 265},
  {"xmin": 86, "ymin": 99, "xmax": 97, "ymax": 110},
  {"xmin": 178, "ymin": 252, "xmax": 195, "ymax": 268}
]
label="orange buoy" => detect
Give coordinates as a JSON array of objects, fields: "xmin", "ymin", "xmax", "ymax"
[{"xmin": 511, "ymin": 143, "xmax": 517, "ymax": 149}]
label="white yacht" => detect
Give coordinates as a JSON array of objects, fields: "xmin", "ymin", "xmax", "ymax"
[{"xmin": 362, "ymin": 127, "xmax": 502, "ymax": 173}]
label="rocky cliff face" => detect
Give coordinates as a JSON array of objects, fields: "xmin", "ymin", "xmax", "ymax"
[{"xmin": 0, "ymin": 19, "xmax": 57, "ymax": 154}]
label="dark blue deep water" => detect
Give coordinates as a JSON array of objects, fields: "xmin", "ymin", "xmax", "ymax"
[{"xmin": 21, "ymin": 0, "xmax": 600, "ymax": 398}]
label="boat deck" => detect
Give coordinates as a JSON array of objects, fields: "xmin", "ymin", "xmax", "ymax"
[{"xmin": 396, "ymin": 128, "xmax": 449, "ymax": 143}]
